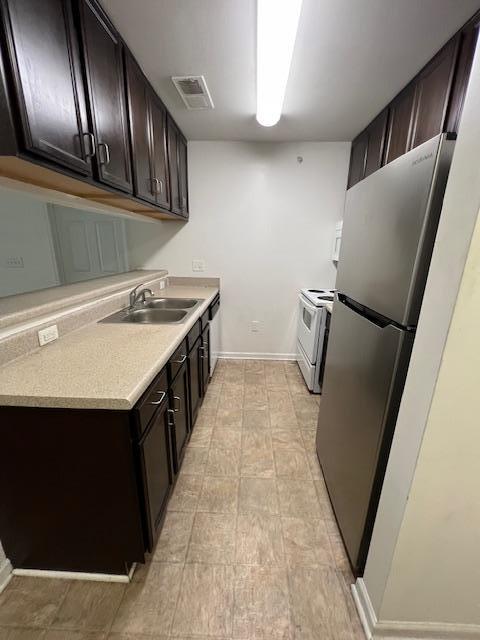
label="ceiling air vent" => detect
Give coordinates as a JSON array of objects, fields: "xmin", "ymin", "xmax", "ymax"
[{"xmin": 171, "ymin": 75, "xmax": 214, "ymax": 110}]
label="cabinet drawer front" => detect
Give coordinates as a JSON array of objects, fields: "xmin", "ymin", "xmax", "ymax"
[
  {"xmin": 209, "ymin": 295, "xmax": 220, "ymax": 320},
  {"xmin": 168, "ymin": 338, "xmax": 188, "ymax": 383},
  {"xmin": 201, "ymin": 309, "xmax": 210, "ymax": 331},
  {"xmin": 187, "ymin": 319, "xmax": 201, "ymax": 353},
  {"xmin": 134, "ymin": 367, "xmax": 168, "ymax": 436}
]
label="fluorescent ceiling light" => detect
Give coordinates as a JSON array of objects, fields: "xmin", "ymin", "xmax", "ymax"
[{"xmin": 256, "ymin": 0, "xmax": 303, "ymax": 127}]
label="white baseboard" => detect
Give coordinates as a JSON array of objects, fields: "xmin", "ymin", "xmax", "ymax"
[
  {"xmin": 218, "ymin": 351, "xmax": 297, "ymax": 361},
  {"xmin": 13, "ymin": 567, "xmax": 130, "ymax": 583},
  {"xmin": 0, "ymin": 556, "xmax": 12, "ymax": 594},
  {"xmin": 352, "ymin": 578, "xmax": 480, "ymax": 639}
]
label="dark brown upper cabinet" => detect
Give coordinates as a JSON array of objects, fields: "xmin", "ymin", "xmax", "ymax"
[
  {"xmin": 364, "ymin": 109, "xmax": 389, "ymax": 178},
  {"xmin": 384, "ymin": 82, "xmax": 416, "ymax": 165},
  {"xmin": 347, "ymin": 132, "xmax": 367, "ymax": 189},
  {"xmin": 78, "ymin": 0, "xmax": 132, "ymax": 193},
  {"xmin": 445, "ymin": 21, "xmax": 479, "ymax": 134},
  {"xmin": 2, "ymin": 0, "xmax": 92, "ymax": 174},
  {"xmin": 410, "ymin": 37, "xmax": 458, "ymax": 150},
  {"xmin": 149, "ymin": 95, "xmax": 170, "ymax": 210},
  {"xmin": 167, "ymin": 117, "xmax": 189, "ymax": 218}
]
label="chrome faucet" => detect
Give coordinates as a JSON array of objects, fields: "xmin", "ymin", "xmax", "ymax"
[{"xmin": 129, "ymin": 284, "xmax": 154, "ymax": 308}]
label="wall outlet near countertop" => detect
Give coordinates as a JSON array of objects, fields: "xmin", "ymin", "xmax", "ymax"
[
  {"xmin": 38, "ymin": 324, "xmax": 59, "ymax": 346},
  {"xmin": 159, "ymin": 279, "xmax": 166, "ymax": 289},
  {"xmin": 251, "ymin": 320, "xmax": 261, "ymax": 333},
  {"xmin": 5, "ymin": 256, "xmax": 24, "ymax": 268},
  {"xmin": 192, "ymin": 259, "xmax": 205, "ymax": 272}
]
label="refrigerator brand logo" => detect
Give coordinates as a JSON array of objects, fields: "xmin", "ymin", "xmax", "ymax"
[{"xmin": 412, "ymin": 152, "xmax": 434, "ymax": 166}]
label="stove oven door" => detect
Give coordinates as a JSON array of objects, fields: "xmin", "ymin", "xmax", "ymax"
[{"xmin": 297, "ymin": 294, "xmax": 322, "ymax": 363}]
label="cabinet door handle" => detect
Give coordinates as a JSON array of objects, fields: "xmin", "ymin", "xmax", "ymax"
[
  {"xmin": 172, "ymin": 354, "xmax": 187, "ymax": 364},
  {"xmin": 173, "ymin": 395, "xmax": 181, "ymax": 412},
  {"xmin": 83, "ymin": 132, "xmax": 95, "ymax": 159},
  {"xmin": 98, "ymin": 142, "xmax": 110, "ymax": 165},
  {"xmin": 149, "ymin": 391, "xmax": 166, "ymax": 405},
  {"xmin": 167, "ymin": 408, "xmax": 175, "ymax": 427}
]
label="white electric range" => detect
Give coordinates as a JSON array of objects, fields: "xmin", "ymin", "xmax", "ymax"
[{"xmin": 296, "ymin": 288, "xmax": 335, "ymax": 393}]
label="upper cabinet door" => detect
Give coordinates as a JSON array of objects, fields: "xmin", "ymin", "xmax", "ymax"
[
  {"xmin": 150, "ymin": 96, "xmax": 170, "ymax": 210},
  {"xmin": 177, "ymin": 135, "xmax": 189, "ymax": 218},
  {"xmin": 167, "ymin": 117, "xmax": 181, "ymax": 214},
  {"xmin": 410, "ymin": 37, "xmax": 459, "ymax": 149},
  {"xmin": 125, "ymin": 54, "xmax": 156, "ymax": 204},
  {"xmin": 79, "ymin": 0, "xmax": 132, "ymax": 193},
  {"xmin": 364, "ymin": 109, "xmax": 388, "ymax": 179},
  {"xmin": 347, "ymin": 132, "xmax": 367, "ymax": 189},
  {"xmin": 384, "ymin": 82, "xmax": 416, "ymax": 164},
  {"xmin": 3, "ymin": 0, "xmax": 92, "ymax": 174}
]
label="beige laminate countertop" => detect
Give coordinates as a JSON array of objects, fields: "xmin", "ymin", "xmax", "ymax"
[{"xmin": 0, "ymin": 284, "xmax": 219, "ymax": 410}]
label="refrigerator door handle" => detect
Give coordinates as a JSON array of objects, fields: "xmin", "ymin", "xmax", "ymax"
[{"xmin": 338, "ymin": 294, "xmax": 401, "ymax": 330}]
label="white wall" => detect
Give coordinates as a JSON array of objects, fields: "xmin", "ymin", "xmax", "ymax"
[
  {"xmin": 128, "ymin": 141, "xmax": 350, "ymax": 357},
  {"xmin": 0, "ymin": 188, "xmax": 59, "ymax": 297},
  {"xmin": 358, "ymin": 34, "xmax": 480, "ymax": 638}
]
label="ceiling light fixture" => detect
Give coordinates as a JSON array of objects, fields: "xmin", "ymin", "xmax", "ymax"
[{"xmin": 256, "ymin": 0, "xmax": 303, "ymax": 127}]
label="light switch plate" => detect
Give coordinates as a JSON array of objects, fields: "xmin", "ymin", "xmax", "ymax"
[
  {"xmin": 38, "ymin": 324, "xmax": 59, "ymax": 346},
  {"xmin": 159, "ymin": 279, "xmax": 166, "ymax": 289},
  {"xmin": 192, "ymin": 259, "xmax": 205, "ymax": 272}
]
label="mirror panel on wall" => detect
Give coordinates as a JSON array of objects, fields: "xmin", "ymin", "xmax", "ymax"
[{"xmin": 0, "ymin": 187, "xmax": 130, "ymax": 299}]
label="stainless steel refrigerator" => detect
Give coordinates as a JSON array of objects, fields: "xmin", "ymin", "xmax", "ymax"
[{"xmin": 316, "ymin": 133, "xmax": 455, "ymax": 575}]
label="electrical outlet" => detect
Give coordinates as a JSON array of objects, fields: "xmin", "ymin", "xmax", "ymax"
[
  {"xmin": 5, "ymin": 256, "xmax": 24, "ymax": 268},
  {"xmin": 251, "ymin": 320, "xmax": 261, "ymax": 333},
  {"xmin": 159, "ymin": 279, "xmax": 166, "ymax": 290},
  {"xmin": 38, "ymin": 324, "xmax": 59, "ymax": 346},
  {"xmin": 192, "ymin": 259, "xmax": 206, "ymax": 272}
]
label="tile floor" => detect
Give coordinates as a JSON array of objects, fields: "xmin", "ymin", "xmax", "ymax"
[{"xmin": 0, "ymin": 359, "xmax": 364, "ymax": 640}]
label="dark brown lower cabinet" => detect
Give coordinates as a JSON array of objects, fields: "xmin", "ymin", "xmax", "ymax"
[
  {"xmin": 169, "ymin": 362, "xmax": 190, "ymax": 473},
  {"xmin": 188, "ymin": 336, "xmax": 203, "ymax": 426},
  {"xmin": 136, "ymin": 395, "xmax": 173, "ymax": 551}
]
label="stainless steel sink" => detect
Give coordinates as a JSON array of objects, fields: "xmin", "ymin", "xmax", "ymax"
[
  {"xmin": 144, "ymin": 297, "xmax": 201, "ymax": 309},
  {"xmin": 99, "ymin": 297, "xmax": 203, "ymax": 325}
]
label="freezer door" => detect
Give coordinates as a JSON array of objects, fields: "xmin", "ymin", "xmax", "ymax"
[
  {"xmin": 316, "ymin": 300, "xmax": 414, "ymax": 573},
  {"xmin": 337, "ymin": 134, "xmax": 454, "ymax": 326}
]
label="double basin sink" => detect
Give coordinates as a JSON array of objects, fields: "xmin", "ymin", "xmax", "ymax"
[{"xmin": 100, "ymin": 298, "xmax": 204, "ymax": 325}]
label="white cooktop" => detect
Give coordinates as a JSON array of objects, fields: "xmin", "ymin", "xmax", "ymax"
[{"xmin": 301, "ymin": 288, "xmax": 336, "ymax": 307}]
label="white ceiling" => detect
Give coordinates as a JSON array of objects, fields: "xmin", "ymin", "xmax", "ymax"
[{"xmin": 100, "ymin": 0, "xmax": 480, "ymax": 142}]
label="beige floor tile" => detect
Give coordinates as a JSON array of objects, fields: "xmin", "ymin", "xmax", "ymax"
[
  {"xmin": 235, "ymin": 513, "xmax": 284, "ymax": 565},
  {"xmin": 291, "ymin": 395, "xmax": 318, "ymax": 412},
  {"xmin": 274, "ymin": 449, "xmax": 311, "ymax": 479},
  {"xmin": 222, "ymin": 370, "xmax": 245, "ymax": 385},
  {"xmin": 181, "ymin": 447, "xmax": 208, "ymax": 475},
  {"xmin": 195, "ymin": 408, "xmax": 217, "ymax": 430},
  {"xmin": 51, "ymin": 580, "xmax": 125, "ymax": 631},
  {"xmin": 0, "ymin": 577, "xmax": 69, "ymax": 628},
  {"xmin": 245, "ymin": 360, "xmax": 265, "ymax": 374},
  {"xmin": 269, "ymin": 409, "xmax": 298, "ymax": 429},
  {"xmin": 45, "ymin": 632, "xmax": 106, "ymax": 640},
  {"xmin": 240, "ymin": 430, "xmax": 275, "ymax": 477},
  {"xmin": 294, "ymin": 407, "xmax": 319, "ymax": 429},
  {"xmin": 210, "ymin": 428, "xmax": 242, "ymax": 450},
  {"xmin": 266, "ymin": 373, "xmax": 289, "ymax": 390},
  {"xmin": 301, "ymin": 429, "xmax": 317, "ymax": 453},
  {"xmin": 171, "ymin": 564, "xmax": 234, "ymax": 637},
  {"xmin": 153, "ymin": 511, "xmax": 195, "ymax": 563},
  {"xmin": 243, "ymin": 385, "xmax": 268, "ymax": 410},
  {"xmin": 244, "ymin": 372, "xmax": 265, "ymax": 386},
  {"xmin": 198, "ymin": 476, "xmax": 239, "ymax": 513},
  {"xmin": 267, "ymin": 390, "xmax": 294, "ymax": 410},
  {"xmin": 242, "ymin": 409, "xmax": 270, "ymax": 429},
  {"xmin": 108, "ymin": 633, "xmax": 167, "ymax": 640},
  {"xmin": 187, "ymin": 512, "xmax": 236, "ymax": 563},
  {"xmin": 277, "ymin": 479, "xmax": 321, "ymax": 518},
  {"xmin": 272, "ymin": 429, "xmax": 305, "ymax": 451},
  {"xmin": 281, "ymin": 517, "xmax": 334, "ymax": 567},
  {"xmin": 168, "ymin": 474, "xmax": 203, "ymax": 512},
  {"xmin": 216, "ymin": 408, "xmax": 243, "ymax": 429},
  {"xmin": 307, "ymin": 454, "xmax": 322, "ymax": 480},
  {"xmin": 188, "ymin": 425, "xmax": 213, "ymax": 448},
  {"xmin": 111, "ymin": 563, "xmax": 182, "ymax": 635},
  {"xmin": 233, "ymin": 565, "xmax": 291, "ymax": 640},
  {"xmin": 328, "ymin": 532, "xmax": 352, "ymax": 572},
  {"xmin": 206, "ymin": 447, "xmax": 241, "ymax": 476},
  {"xmin": 201, "ymin": 393, "xmax": 220, "ymax": 410},
  {"xmin": 288, "ymin": 566, "xmax": 354, "ymax": 640},
  {"xmin": 0, "ymin": 629, "xmax": 45, "ymax": 640},
  {"xmin": 238, "ymin": 478, "xmax": 279, "ymax": 515}
]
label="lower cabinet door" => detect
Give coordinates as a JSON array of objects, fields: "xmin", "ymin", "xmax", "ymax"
[
  {"xmin": 170, "ymin": 363, "xmax": 190, "ymax": 473},
  {"xmin": 138, "ymin": 400, "xmax": 173, "ymax": 550},
  {"xmin": 188, "ymin": 337, "xmax": 202, "ymax": 427},
  {"xmin": 201, "ymin": 324, "xmax": 210, "ymax": 395}
]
